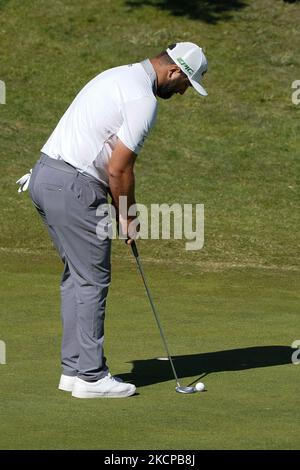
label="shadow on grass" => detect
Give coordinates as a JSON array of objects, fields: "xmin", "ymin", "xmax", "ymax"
[
  {"xmin": 119, "ymin": 346, "xmax": 294, "ymax": 387},
  {"xmin": 0, "ymin": 0, "xmax": 9, "ymax": 9},
  {"xmin": 125, "ymin": 0, "xmax": 247, "ymax": 23}
]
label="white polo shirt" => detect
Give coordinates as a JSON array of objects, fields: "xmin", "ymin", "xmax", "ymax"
[{"xmin": 41, "ymin": 60, "xmax": 158, "ymax": 186}]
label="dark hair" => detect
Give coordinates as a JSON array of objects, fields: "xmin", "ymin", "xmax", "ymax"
[{"xmin": 155, "ymin": 43, "xmax": 177, "ymax": 64}]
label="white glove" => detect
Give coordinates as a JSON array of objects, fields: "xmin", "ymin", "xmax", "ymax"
[{"xmin": 16, "ymin": 169, "xmax": 32, "ymax": 193}]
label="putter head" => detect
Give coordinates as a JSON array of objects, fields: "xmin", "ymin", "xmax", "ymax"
[{"xmin": 176, "ymin": 386, "xmax": 197, "ymax": 394}]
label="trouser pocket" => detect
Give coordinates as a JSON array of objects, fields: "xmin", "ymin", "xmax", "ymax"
[{"xmin": 42, "ymin": 184, "xmax": 67, "ymax": 226}]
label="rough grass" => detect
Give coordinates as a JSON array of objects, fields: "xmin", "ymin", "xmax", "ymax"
[{"xmin": 0, "ymin": 0, "xmax": 299, "ymax": 267}]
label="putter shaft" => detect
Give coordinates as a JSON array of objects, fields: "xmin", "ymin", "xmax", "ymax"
[{"xmin": 130, "ymin": 241, "xmax": 181, "ymax": 388}]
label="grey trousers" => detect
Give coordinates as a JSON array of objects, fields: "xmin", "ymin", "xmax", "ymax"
[{"xmin": 28, "ymin": 153, "xmax": 111, "ymax": 382}]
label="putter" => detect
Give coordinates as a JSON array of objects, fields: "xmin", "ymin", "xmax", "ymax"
[{"xmin": 129, "ymin": 240, "xmax": 197, "ymax": 394}]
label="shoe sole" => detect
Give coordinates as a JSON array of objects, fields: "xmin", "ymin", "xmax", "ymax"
[{"xmin": 72, "ymin": 388, "xmax": 136, "ymax": 399}]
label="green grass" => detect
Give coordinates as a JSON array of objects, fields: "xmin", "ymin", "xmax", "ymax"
[
  {"xmin": 1, "ymin": 0, "xmax": 299, "ymax": 267},
  {"xmin": 0, "ymin": 252, "xmax": 299, "ymax": 449},
  {"xmin": 0, "ymin": 0, "xmax": 299, "ymax": 449}
]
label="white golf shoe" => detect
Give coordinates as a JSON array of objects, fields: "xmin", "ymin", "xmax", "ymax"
[
  {"xmin": 58, "ymin": 374, "xmax": 76, "ymax": 392},
  {"xmin": 72, "ymin": 375, "xmax": 136, "ymax": 398},
  {"xmin": 58, "ymin": 372, "xmax": 124, "ymax": 392}
]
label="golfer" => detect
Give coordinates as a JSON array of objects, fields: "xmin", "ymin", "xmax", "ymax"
[{"xmin": 18, "ymin": 42, "xmax": 208, "ymax": 398}]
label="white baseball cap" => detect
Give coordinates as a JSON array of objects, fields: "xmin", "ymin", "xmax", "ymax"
[{"xmin": 166, "ymin": 42, "xmax": 208, "ymax": 96}]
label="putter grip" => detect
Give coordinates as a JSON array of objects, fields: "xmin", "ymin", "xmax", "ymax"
[{"xmin": 130, "ymin": 240, "xmax": 139, "ymax": 258}]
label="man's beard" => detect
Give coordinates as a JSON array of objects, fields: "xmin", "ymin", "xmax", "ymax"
[{"xmin": 156, "ymin": 82, "xmax": 177, "ymax": 100}]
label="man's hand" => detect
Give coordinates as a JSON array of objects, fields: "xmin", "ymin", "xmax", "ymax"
[{"xmin": 119, "ymin": 216, "xmax": 140, "ymax": 244}]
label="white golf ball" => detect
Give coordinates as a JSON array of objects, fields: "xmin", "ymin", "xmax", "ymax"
[{"xmin": 195, "ymin": 382, "xmax": 205, "ymax": 392}]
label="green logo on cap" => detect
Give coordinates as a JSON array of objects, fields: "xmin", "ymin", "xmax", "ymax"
[{"xmin": 177, "ymin": 57, "xmax": 194, "ymax": 75}]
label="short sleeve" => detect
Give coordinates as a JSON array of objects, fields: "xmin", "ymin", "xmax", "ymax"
[{"xmin": 117, "ymin": 97, "xmax": 157, "ymax": 155}]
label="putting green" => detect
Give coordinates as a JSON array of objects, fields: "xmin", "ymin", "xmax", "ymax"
[{"xmin": 0, "ymin": 251, "xmax": 299, "ymax": 449}]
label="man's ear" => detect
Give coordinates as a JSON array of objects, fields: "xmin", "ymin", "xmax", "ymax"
[{"xmin": 167, "ymin": 65, "xmax": 181, "ymax": 79}]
